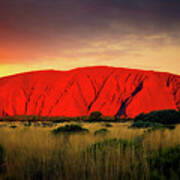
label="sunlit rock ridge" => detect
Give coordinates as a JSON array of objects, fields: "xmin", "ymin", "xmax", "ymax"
[{"xmin": 0, "ymin": 66, "xmax": 179, "ymax": 118}]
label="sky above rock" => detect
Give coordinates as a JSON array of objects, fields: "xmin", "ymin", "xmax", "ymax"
[{"xmin": 0, "ymin": 0, "xmax": 180, "ymax": 77}]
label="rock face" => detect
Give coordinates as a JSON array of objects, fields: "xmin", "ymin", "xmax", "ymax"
[{"xmin": 0, "ymin": 66, "xmax": 179, "ymax": 118}]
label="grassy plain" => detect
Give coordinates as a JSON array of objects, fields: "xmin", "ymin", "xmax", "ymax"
[{"xmin": 0, "ymin": 121, "xmax": 179, "ymax": 180}]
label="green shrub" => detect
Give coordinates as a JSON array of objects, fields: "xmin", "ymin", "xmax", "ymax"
[
  {"xmin": 134, "ymin": 113, "xmax": 146, "ymax": 121},
  {"xmin": 103, "ymin": 123, "xmax": 113, "ymax": 127},
  {"xmin": 134, "ymin": 110, "xmax": 180, "ymax": 125},
  {"xmin": 149, "ymin": 145, "xmax": 180, "ymax": 180},
  {"xmin": 52, "ymin": 124, "xmax": 89, "ymax": 135},
  {"xmin": 131, "ymin": 120, "xmax": 163, "ymax": 128},
  {"xmin": 130, "ymin": 119, "xmax": 176, "ymax": 133},
  {"xmin": 94, "ymin": 128, "xmax": 109, "ymax": 136},
  {"xmin": 9, "ymin": 125, "xmax": 17, "ymax": 129},
  {"xmin": 89, "ymin": 111, "xmax": 102, "ymax": 121}
]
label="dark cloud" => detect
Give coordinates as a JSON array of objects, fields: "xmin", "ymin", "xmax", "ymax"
[
  {"xmin": 0, "ymin": 0, "xmax": 180, "ymax": 64},
  {"xmin": 1, "ymin": 0, "xmax": 180, "ymax": 38}
]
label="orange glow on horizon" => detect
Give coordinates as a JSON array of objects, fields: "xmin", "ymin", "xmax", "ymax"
[{"xmin": 0, "ymin": 33, "xmax": 180, "ymax": 77}]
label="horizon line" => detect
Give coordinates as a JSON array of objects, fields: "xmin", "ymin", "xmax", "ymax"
[{"xmin": 0, "ymin": 65, "xmax": 179, "ymax": 79}]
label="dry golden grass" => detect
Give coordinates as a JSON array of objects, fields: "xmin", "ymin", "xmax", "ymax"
[{"xmin": 0, "ymin": 121, "xmax": 179, "ymax": 179}]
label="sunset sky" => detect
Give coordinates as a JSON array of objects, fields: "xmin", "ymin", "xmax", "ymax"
[{"xmin": 0, "ymin": 0, "xmax": 180, "ymax": 77}]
